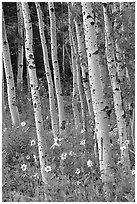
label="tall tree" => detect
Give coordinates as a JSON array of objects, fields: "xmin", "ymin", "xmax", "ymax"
[
  {"xmin": 68, "ymin": 3, "xmax": 87, "ymax": 132},
  {"xmin": 48, "ymin": 2, "xmax": 66, "ymax": 137},
  {"xmin": 82, "ymin": 3, "xmax": 114, "ymax": 200},
  {"xmin": 68, "ymin": 3, "xmax": 80, "ymax": 132},
  {"xmin": 21, "ymin": 3, "xmax": 48, "ymax": 200},
  {"xmin": 2, "ymin": 10, "xmax": 20, "ymax": 128},
  {"xmin": 35, "ymin": 2, "xmax": 59, "ymax": 141},
  {"xmin": 102, "ymin": 3, "xmax": 131, "ymax": 175},
  {"xmin": 74, "ymin": 4, "xmax": 93, "ymax": 119},
  {"xmin": 16, "ymin": 2, "xmax": 24, "ymax": 92}
]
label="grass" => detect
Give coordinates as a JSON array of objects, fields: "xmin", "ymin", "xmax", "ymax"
[{"xmin": 2, "ymin": 89, "xmax": 135, "ymax": 202}]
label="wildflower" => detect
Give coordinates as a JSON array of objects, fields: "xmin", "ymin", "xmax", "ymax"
[
  {"xmin": 117, "ymin": 139, "xmax": 120, "ymax": 144},
  {"xmin": 21, "ymin": 164, "xmax": 27, "ymax": 171},
  {"xmin": 87, "ymin": 160, "xmax": 93, "ymax": 167},
  {"xmin": 75, "ymin": 168, "xmax": 80, "ymax": 175},
  {"xmin": 46, "ymin": 116, "xmax": 49, "ymax": 120},
  {"xmin": 120, "ymin": 145, "xmax": 126, "ymax": 152},
  {"xmin": 31, "ymin": 140, "xmax": 36, "ymax": 146},
  {"xmin": 60, "ymin": 152, "xmax": 67, "ymax": 160},
  {"xmin": 26, "ymin": 155, "xmax": 30, "ymax": 160},
  {"xmin": 125, "ymin": 140, "xmax": 129, "ymax": 146},
  {"xmin": 80, "ymin": 139, "xmax": 85, "ymax": 146},
  {"xmin": 21, "ymin": 121, "xmax": 26, "ymax": 127},
  {"xmin": 44, "ymin": 166, "xmax": 52, "ymax": 172}
]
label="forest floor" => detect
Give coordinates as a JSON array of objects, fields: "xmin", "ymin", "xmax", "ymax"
[{"xmin": 2, "ymin": 89, "xmax": 135, "ymax": 202}]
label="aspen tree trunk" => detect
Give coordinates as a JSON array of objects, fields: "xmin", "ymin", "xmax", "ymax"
[
  {"xmin": 21, "ymin": 3, "xmax": 48, "ymax": 201},
  {"xmin": 2, "ymin": 11, "xmax": 20, "ymax": 128},
  {"xmin": 68, "ymin": 4, "xmax": 80, "ymax": 132},
  {"xmin": 82, "ymin": 3, "xmax": 114, "ymax": 200},
  {"xmin": 17, "ymin": 2, "xmax": 24, "ymax": 92},
  {"xmin": 35, "ymin": 2, "xmax": 59, "ymax": 141},
  {"xmin": 48, "ymin": 2, "xmax": 66, "ymax": 137},
  {"xmin": 103, "ymin": 3, "xmax": 131, "ymax": 174},
  {"xmin": 69, "ymin": 3, "xmax": 87, "ymax": 132},
  {"xmin": 74, "ymin": 18, "xmax": 94, "ymax": 119}
]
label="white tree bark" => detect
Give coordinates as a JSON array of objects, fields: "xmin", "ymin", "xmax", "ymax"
[
  {"xmin": 2, "ymin": 11, "xmax": 20, "ymax": 128},
  {"xmin": 35, "ymin": 2, "xmax": 59, "ymax": 141},
  {"xmin": 103, "ymin": 3, "xmax": 131, "ymax": 173},
  {"xmin": 21, "ymin": 3, "xmax": 48, "ymax": 200},
  {"xmin": 48, "ymin": 2, "xmax": 66, "ymax": 137},
  {"xmin": 17, "ymin": 2, "xmax": 24, "ymax": 92},
  {"xmin": 82, "ymin": 3, "xmax": 114, "ymax": 199}
]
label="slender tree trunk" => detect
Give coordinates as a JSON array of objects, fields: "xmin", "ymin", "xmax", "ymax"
[
  {"xmin": 82, "ymin": 3, "xmax": 114, "ymax": 201},
  {"xmin": 35, "ymin": 2, "xmax": 59, "ymax": 141},
  {"xmin": 21, "ymin": 3, "xmax": 48, "ymax": 201},
  {"xmin": 69, "ymin": 3, "xmax": 87, "ymax": 132},
  {"xmin": 68, "ymin": 4, "xmax": 80, "ymax": 132},
  {"xmin": 74, "ymin": 18, "xmax": 94, "ymax": 119},
  {"xmin": 2, "ymin": 11, "xmax": 20, "ymax": 128},
  {"xmin": 17, "ymin": 2, "xmax": 24, "ymax": 92},
  {"xmin": 48, "ymin": 2, "xmax": 66, "ymax": 138},
  {"xmin": 103, "ymin": 3, "xmax": 131, "ymax": 174}
]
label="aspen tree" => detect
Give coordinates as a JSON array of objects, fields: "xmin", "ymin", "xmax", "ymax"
[
  {"xmin": 68, "ymin": 4, "xmax": 80, "ymax": 132},
  {"xmin": 74, "ymin": 14, "xmax": 93, "ymax": 119},
  {"xmin": 48, "ymin": 2, "xmax": 66, "ymax": 137},
  {"xmin": 17, "ymin": 2, "xmax": 24, "ymax": 92},
  {"xmin": 68, "ymin": 3, "xmax": 87, "ymax": 132},
  {"xmin": 82, "ymin": 3, "xmax": 114, "ymax": 200},
  {"xmin": 21, "ymin": 3, "xmax": 48, "ymax": 200},
  {"xmin": 103, "ymin": 3, "xmax": 131, "ymax": 174},
  {"xmin": 35, "ymin": 2, "xmax": 59, "ymax": 141},
  {"xmin": 2, "ymin": 11, "xmax": 20, "ymax": 128}
]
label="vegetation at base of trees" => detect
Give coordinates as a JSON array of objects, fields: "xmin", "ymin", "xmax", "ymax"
[{"xmin": 2, "ymin": 2, "xmax": 135, "ymax": 202}]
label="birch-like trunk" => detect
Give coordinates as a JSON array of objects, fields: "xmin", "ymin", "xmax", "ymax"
[
  {"xmin": 17, "ymin": 2, "xmax": 24, "ymax": 92},
  {"xmin": 68, "ymin": 3, "xmax": 87, "ymax": 132},
  {"xmin": 48, "ymin": 2, "xmax": 66, "ymax": 137},
  {"xmin": 2, "ymin": 11, "xmax": 20, "ymax": 128},
  {"xmin": 21, "ymin": 3, "xmax": 48, "ymax": 200},
  {"xmin": 82, "ymin": 3, "xmax": 114, "ymax": 200},
  {"xmin": 103, "ymin": 3, "xmax": 131, "ymax": 174},
  {"xmin": 74, "ymin": 11, "xmax": 94, "ymax": 120},
  {"xmin": 35, "ymin": 2, "xmax": 59, "ymax": 141}
]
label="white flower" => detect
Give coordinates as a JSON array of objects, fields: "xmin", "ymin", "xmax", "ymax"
[
  {"xmin": 31, "ymin": 140, "xmax": 36, "ymax": 146},
  {"xmin": 26, "ymin": 155, "xmax": 30, "ymax": 160},
  {"xmin": 46, "ymin": 116, "xmax": 49, "ymax": 120},
  {"xmin": 87, "ymin": 160, "xmax": 93, "ymax": 167},
  {"xmin": 125, "ymin": 140, "xmax": 129, "ymax": 146},
  {"xmin": 80, "ymin": 139, "xmax": 85, "ymax": 146},
  {"xmin": 110, "ymin": 144, "xmax": 113, "ymax": 148},
  {"xmin": 21, "ymin": 121, "xmax": 26, "ymax": 127},
  {"xmin": 120, "ymin": 145, "xmax": 126, "ymax": 151},
  {"xmin": 44, "ymin": 166, "xmax": 52, "ymax": 172},
  {"xmin": 21, "ymin": 164, "xmax": 27, "ymax": 171},
  {"xmin": 75, "ymin": 168, "xmax": 80, "ymax": 175},
  {"xmin": 60, "ymin": 152, "xmax": 67, "ymax": 160}
]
